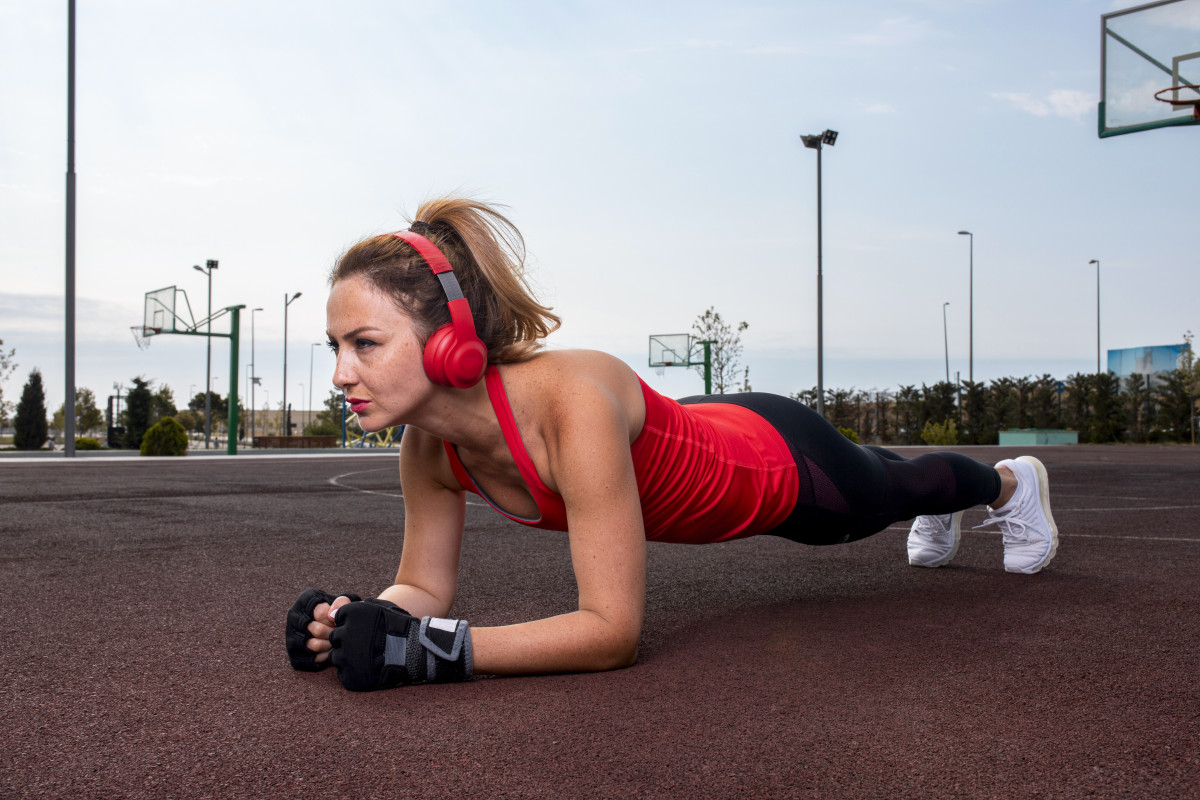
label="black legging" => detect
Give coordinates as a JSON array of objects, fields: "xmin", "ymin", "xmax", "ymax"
[{"xmin": 678, "ymin": 393, "xmax": 1002, "ymax": 546}]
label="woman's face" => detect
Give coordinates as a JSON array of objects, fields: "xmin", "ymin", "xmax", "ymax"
[{"xmin": 326, "ymin": 275, "xmax": 430, "ymax": 432}]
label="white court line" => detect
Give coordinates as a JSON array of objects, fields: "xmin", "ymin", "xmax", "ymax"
[{"xmin": 328, "ymin": 468, "xmax": 488, "ymax": 507}]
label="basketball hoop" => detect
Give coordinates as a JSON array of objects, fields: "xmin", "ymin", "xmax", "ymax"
[
  {"xmin": 1154, "ymin": 84, "xmax": 1200, "ymax": 120},
  {"xmin": 653, "ymin": 365, "xmax": 666, "ymax": 378},
  {"xmin": 130, "ymin": 326, "xmax": 160, "ymax": 351}
]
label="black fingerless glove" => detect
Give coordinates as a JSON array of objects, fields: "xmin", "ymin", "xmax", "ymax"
[
  {"xmin": 329, "ymin": 598, "xmax": 473, "ymax": 691},
  {"xmin": 285, "ymin": 588, "xmax": 362, "ymax": 671}
]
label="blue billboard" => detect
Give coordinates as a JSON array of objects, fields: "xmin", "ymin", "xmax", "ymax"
[{"xmin": 1108, "ymin": 344, "xmax": 1188, "ymax": 389}]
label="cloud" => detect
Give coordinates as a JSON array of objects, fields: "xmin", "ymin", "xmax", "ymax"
[
  {"xmin": 992, "ymin": 89, "xmax": 1095, "ymax": 120},
  {"xmin": 848, "ymin": 17, "xmax": 940, "ymax": 47}
]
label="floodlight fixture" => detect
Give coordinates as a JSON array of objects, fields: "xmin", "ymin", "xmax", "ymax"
[
  {"xmin": 801, "ymin": 135, "xmax": 821, "ymax": 149},
  {"xmin": 821, "ymin": 129, "xmax": 838, "ymax": 146}
]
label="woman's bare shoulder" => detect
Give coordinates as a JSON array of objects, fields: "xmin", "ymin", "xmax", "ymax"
[{"xmin": 500, "ymin": 349, "xmax": 646, "ymax": 442}]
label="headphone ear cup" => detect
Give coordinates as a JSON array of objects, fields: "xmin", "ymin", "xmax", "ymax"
[{"xmin": 423, "ymin": 324, "xmax": 487, "ymax": 388}]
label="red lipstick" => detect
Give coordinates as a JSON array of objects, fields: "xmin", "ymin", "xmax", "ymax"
[{"xmin": 347, "ymin": 398, "xmax": 370, "ymax": 413}]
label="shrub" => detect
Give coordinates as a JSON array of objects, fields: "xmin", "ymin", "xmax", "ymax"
[
  {"xmin": 75, "ymin": 437, "xmax": 102, "ymax": 450},
  {"xmin": 140, "ymin": 416, "xmax": 188, "ymax": 456},
  {"xmin": 836, "ymin": 425, "xmax": 860, "ymax": 444},
  {"xmin": 921, "ymin": 419, "xmax": 959, "ymax": 446}
]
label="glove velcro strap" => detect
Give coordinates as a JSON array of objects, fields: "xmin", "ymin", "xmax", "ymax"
[{"xmin": 419, "ymin": 617, "xmax": 473, "ymax": 683}]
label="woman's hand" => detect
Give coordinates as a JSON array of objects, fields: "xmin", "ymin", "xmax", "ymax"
[
  {"xmin": 284, "ymin": 589, "xmax": 359, "ymax": 670},
  {"xmin": 304, "ymin": 595, "xmax": 355, "ymax": 664}
]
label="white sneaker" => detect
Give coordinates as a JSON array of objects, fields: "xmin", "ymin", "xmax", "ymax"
[
  {"xmin": 979, "ymin": 456, "xmax": 1059, "ymax": 574},
  {"xmin": 907, "ymin": 510, "xmax": 964, "ymax": 567}
]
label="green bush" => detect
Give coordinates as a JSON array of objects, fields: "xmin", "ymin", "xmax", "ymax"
[
  {"xmin": 75, "ymin": 437, "xmax": 102, "ymax": 450},
  {"xmin": 836, "ymin": 425, "xmax": 860, "ymax": 444},
  {"xmin": 140, "ymin": 416, "xmax": 188, "ymax": 456},
  {"xmin": 921, "ymin": 419, "xmax": 959, "ymax": 446}
]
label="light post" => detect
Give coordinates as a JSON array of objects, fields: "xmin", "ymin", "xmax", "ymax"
[
  {"xmin": 250, "ymin": 307, "xmax": 263, "ymax": 441},
  {"xmin": 193, "ymin": 259, "xmax": 218, "ymax": 448},
  {"xmin": 801, "ymin": 128, "xmax": 838, "ymax": 417},
  {"xmin": 283, "ymin": 291, "xmax": 302, "ymax": 436},
  {"xmin": 942, "ymin": 302, "xmax": 951, "ymax": 383},
  {"xmin": 310, "ymin": 342, "xmax": 322, "ymax": 434},
  {"xmin": 299, "ymin": 382, "xmax": 305, "ymax": 434},
  {"xmin": 1088, "ymin": 259, "xmax": 1101, "ymax": 374},
  {"xmin": 957, "ymin": 231, "xmax": 973, "ymax": 384}
]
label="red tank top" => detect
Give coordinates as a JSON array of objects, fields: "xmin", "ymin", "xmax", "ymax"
[{"xmin": 442, "ymin": 366, "xmax": 798, "ymax": 543}]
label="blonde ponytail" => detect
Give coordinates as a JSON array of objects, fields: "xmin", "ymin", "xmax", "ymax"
[{"xmin": 330, "ymin": 197, "xmax": 560, "ymax": 363}]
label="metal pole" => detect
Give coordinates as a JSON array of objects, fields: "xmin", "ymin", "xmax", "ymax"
[
  {"xmin": 943, "ymin": 301, "xmax": 951, "ymax": 383},
  {"xmin": 283, "ymin": 293, "xmax": 289, "ymax": 437},
  {"xmin": 64, "ymin": 0, "xmax": 76, "ymax": 457},
  {"xmin": 1096, "ymin": 260, "xmax": 1101, "ymax": 374},
  {"xmin": 204, "ymin": 267, "xmax": 212, "ymax": 447},
  {"xmin": 816, "ymin": 142, "xmax": 824, "ymax": 417},
  {"xmin": 283, "ymin": 292, "xmax": 301, "ymax": 435},
  {"xmin": 309, "ymin": 342, "xmax": 318, "ymax": 434},
  {"xmin": 250, "ymin": 307, "xmax": 261, "ymax": 440},
  {"xmin": 958, "ymin": 231, "xmax": 973, "ymax": 384},
  {"xmin": 226, "ymin": 306, "xmax": 243, "ymax": 455}
]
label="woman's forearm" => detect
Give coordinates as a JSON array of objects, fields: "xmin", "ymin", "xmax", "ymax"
[{"xmin": 470, "ymin": 610, "xmax": 640, "ymax": 675}]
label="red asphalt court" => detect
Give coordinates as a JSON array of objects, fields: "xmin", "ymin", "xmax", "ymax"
[{"xmin": 1, "ymin": 444, "xmax": 1198, "ymax": 799}]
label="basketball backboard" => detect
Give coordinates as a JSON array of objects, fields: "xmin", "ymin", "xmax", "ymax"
[
  {"xmin": 649, "ymin": 334, "xmax": 692, "ymax": 367},
  {"xmin": 1100, "ymin": 0, "xmax": 1200, "ymax": 137}
]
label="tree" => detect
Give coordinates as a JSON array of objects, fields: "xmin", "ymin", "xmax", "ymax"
[
  {"xmin": 13, "ymin": 369, "xmax": 48, "ymax": 450},
  {"xmin": 1122, "ymin": 372, "xmax": 1154, "ymax": 443},
  {"xmin": 189, "ymin": 390, "xmax": 228, "ymax": 426},
  {"xmin": 960, "ymin": 380, "xmax": 988, "ymax": 444},
  {"xmin": 892, "ymin": 385, "xmax": 920, "ymax": 445},
  {"xmin": 52, "ymin": 387, "xmax": 105, "ymax": 436},
  {"xmin": 0, "ymin": 339, "xmax": 16, "ymax": 425},
  {"xmin": 121, "ymin": 377, "xmax": 154, "ymax": 449},
  {"xmin": 690, "ymin": 307, "xmax": 749, "ymax": 394},
  {"xmin": 1089, "ymin": 371, "xmax": 1124, "ymax": 443},
  {"xmin": 152, "ymin": 386, "xmax": 178, "ymax": 424},
  {"xmin": 305, "ymin": 390, "xmax": 347, "ymax": 436}
]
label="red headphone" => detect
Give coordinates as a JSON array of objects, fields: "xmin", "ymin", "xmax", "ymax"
[{"xmin": 392, "ymin": 229, "xmax": 488, "ymax": 388}]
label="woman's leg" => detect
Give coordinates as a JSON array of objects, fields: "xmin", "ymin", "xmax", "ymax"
[{"xmin": 679, "ymin": 393, "xmax": 1001, "ymax": 546}]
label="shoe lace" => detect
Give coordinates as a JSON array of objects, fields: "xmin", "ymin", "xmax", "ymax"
[{"xmin": 975, "ymin": 507, "xmax": 1030, "ymax": 545}]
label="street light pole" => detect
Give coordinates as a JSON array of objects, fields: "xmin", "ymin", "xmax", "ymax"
[
  {"xmin": 283, "ymin": 291, "xmax": 302, "ymax": 436},
  {"xmin": 1088, "ymin": 259, "xmax": 1101, "ymax": 373},
  {"xmin": 943, "ymin": 301, "xmax": 951, "ymax": 383},
  {"xmin": 801, "ymin": 128, "xmax": 838, "ymax": 418},
  {"xmin": 250, "ymin": 307, "xmax": 263, "ymax": 441},
  {"xmin": 957, "ymin": 231, "xmax": 973, "ymax": 384},
  {"xmin": 310, "ymin": 342, "xmax": 321, "ymax": 434},
  {"xmin": 193, "ymin": 260, "xmax": 218, "ymax": 448}
]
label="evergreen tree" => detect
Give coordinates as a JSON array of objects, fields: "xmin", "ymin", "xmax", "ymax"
[
  {"xmin": 1089, "ymin": 372, "xmax": 1125, "ymax": 443},
  {"xmin": 121, "ymin": 377, "xmax": 154, "ymax": 449},
  {"xmin": 13, "ymin": 369, "xmax": 49, "ymax": 450},
  {"xmin": 959, "ymin": 380, "xmax": 988, "ymax": 444}
]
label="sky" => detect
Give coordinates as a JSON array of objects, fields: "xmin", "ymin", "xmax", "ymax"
[{"xmin": 2, "ymin": 0, "xmax": 1197, "ymax": 417}]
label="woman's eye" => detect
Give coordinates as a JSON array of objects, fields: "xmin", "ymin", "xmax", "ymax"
[
  {"xmin": 326, "ymin": 340, "xmax": 338, "ymax": 354},
  {"xmin": 355, "ymin": 338, "xmax": 377, "ymax": 350}
]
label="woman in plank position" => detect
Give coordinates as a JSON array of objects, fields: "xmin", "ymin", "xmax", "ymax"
[{"xmin": 285, "ymin": 198, "xmax": 1058, "ymax": 691}]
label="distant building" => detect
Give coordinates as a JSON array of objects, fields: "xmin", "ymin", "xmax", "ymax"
[{"xmin": 1108, "ymin": 344, "xmax": 1188, "ymax": 390}]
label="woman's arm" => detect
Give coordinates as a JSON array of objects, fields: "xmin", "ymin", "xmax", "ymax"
[
  {"xmin": 305, "ymin": 427, "xmax": 466, "ymax": 662},
  {"xmin": 470, "ymin": 380, "xmax": 647, "ymax": 675}
]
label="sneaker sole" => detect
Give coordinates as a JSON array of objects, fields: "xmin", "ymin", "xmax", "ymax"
[
  {"xmin": 909, "ymin": 510, "xmax": 964, "ymax": 568},
  {"xmin": 1009, "ymin": 455, "xmax": 1059, "ymax": 574}
]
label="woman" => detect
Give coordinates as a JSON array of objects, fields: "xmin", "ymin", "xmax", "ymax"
[{"xmin": 284, "ymin": 197, "xmax": 1058, "ymax": 691}]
